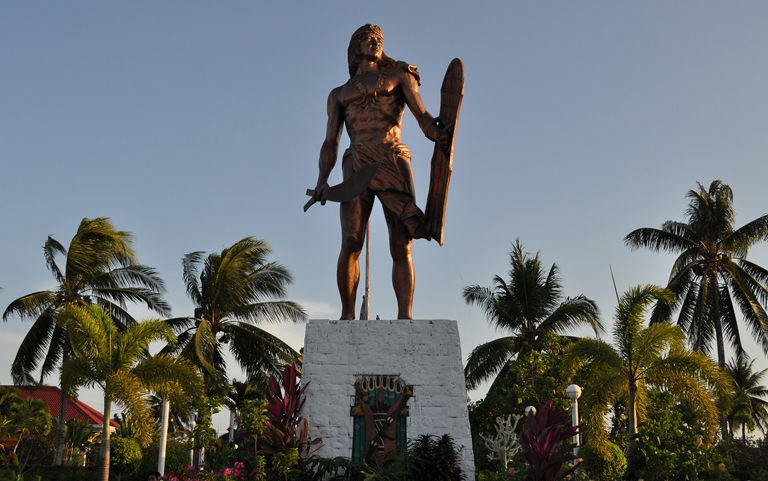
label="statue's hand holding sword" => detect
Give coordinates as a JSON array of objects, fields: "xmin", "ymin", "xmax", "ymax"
[{"xmin": 303, "ymin": 159, "xmax": 383, "ymax": 212}]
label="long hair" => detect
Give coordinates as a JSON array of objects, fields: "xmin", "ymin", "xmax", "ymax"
[{"xmin": 347, "ymin": 24, "xmax": 396, "ymax": 77}]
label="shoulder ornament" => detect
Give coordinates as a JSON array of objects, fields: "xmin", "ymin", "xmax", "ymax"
[{"xmin": 396, "ymin": 61, "xmax": 421, "ymax": 85}]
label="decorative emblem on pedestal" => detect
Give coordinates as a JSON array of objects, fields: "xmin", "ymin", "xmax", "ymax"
[{"xmin": 351, "ymin": 375, "xmax": 412, "ymax": 463}]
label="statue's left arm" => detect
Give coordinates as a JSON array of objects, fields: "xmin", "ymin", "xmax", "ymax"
[{"xmin": 399, "ymin": 65, "xmax": 450, "ymax": 149}]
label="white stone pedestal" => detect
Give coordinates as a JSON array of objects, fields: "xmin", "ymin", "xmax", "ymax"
[{"xmin": 301, "ymin": 319, "xmax": 475, "ymax": 475}]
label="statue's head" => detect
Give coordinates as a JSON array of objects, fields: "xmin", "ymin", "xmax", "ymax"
[{"xmin": 347, "ymin": 24, "xmax": 391, "ymax": 77}]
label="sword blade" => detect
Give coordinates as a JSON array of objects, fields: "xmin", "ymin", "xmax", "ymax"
[{"xmin": 304, "ymin": 159, "xmax": 382, "ymax": 211}]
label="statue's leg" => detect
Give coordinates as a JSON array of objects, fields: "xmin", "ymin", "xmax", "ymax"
[
  {"xmin": 338, "ymin": 193, "xmax": 373, "ymax": 320},
  {"xmin": 384, "ymin": 211, "xmax": 414, "ymax": 320}
]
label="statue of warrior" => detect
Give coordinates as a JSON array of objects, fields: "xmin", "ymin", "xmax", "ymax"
[{"xmin": 310, "ymin": 25, "xmax": 452, "ymax": 320}]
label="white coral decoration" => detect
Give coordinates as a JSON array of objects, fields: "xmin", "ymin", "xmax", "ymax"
[{"xmin": 480, "ymin": 413, "xmax": 524, "ymax": 468}]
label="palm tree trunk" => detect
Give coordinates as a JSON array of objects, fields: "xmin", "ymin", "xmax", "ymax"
[
  {"xmin": 192, "ymin": 411, "xmax": 201, "ymax": 467},
  {"xmin": 628, "ymin": 380, "xmax": 638, "ymax": 453},
  {"xmin": 53, "ymin": 388, "xmax": 68, "ymax": 465},
  {"xmin": 229, "ymin": 409, "xmax": 235, "ymax": 443},
  {"xmin": 158, "ymin": 397, "xmax": 170, "ymax": 475},
  {"xmin": 710, "ymin": 276, "xmax": 730, "ymax": 441},
  {"xmin": 53, "ymin": 346, "xmax": 71, "ymax": 465},
  {"xmin": 98, "ymin": 395, "xmax": 111, "ymax": 481}
]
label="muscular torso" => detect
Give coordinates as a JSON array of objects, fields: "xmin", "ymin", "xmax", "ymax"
[{"xmin": 337, "ymin": 70, "xmax": 406, "ymax": 145}]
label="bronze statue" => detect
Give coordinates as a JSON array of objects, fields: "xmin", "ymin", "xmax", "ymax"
[{"xmin": 308, "ymin": 24, "xmax": 463, "ymax": 320}]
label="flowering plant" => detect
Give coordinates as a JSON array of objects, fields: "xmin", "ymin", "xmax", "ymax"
[{"xmin": 164, "ymin": 461, "xmax": 265, "ymax": 481}]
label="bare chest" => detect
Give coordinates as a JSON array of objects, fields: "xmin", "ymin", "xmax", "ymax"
[{"xmin": 339, "ymin": 72, "xmax": 402, "ymax": 108}]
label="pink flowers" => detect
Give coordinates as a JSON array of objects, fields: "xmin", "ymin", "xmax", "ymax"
[{"xmin": 169, "ymin": 460, "xmax": 255, "ymax": 480}]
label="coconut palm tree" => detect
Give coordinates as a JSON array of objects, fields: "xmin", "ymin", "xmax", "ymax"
[
  {"xmin": 164, "ymin": 236, "xmax": 306, "ymax": 391},
  {"xmin": 2, "ymin": 217, "xmax": 170, "ymax": 464},
  {"xmin": 725, "ymin": 353, "xmax": 768, "ymax": 440},
  {"xmin": 564, "ymin": 285, "xmax": 730, "ymax": 453},
  {"xmin": 224, "ymin": 379, "xmax": 265, "ymax": 442},
  {"xmin": 58, "ymin": 304, "xmax": 201, "ymax": 481},
  {"xmin": 624, "ymin": 181, "xmax": 768, "ymax": 370},
  {"xmin": 462, "ymin": 239, "xmax": 603, "ymax": 390}
]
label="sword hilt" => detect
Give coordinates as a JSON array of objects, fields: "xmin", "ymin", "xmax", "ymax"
[{"xmin": 304, "ymin": 189, "xmax": 317, "ymax": 212}]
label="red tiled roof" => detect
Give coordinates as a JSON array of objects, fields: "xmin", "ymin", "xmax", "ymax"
[{"xmin": 1, "ymin": 385, "xmax": 119, "ymax": 428}]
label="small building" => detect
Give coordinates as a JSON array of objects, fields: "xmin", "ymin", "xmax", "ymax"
[
  {"xmin": 1, "ymin": 385, "xmax": 118, "ymax": 434},
  {"xmin": 2, "ymin": 385, "xmax": 120, "ymax": 467}
]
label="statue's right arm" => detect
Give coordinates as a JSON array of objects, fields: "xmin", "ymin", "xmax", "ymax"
[{"xmin": 314, "ymin": 87, "xmax": 344, "ymax": 204}]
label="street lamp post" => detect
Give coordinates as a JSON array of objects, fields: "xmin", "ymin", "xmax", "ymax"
[{"xmin": 565, "ymin": 384, "xmax": 582, "ymax": 464}]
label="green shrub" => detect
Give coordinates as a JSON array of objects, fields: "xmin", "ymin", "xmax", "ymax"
[
  {"xmin": 578, "ymin": 441, "xmax": 625, "ymax": 480},
  {"xmin": 165, "ymin": 440, "xmax": 193, "ymax": 474},
  {"xmin": 128, "ymin": 439, "xmax": 191, "ymax": 481},
  {"xmin": 109, "ymin": 437, "xmax": 142, "ymax": 480},
  {"xmin": 477, "ymin": 469, "xmax": 523, "ymax": 481},
  {"xmin": 624, "ymin": 391, "xmax": 727, "ymax": 481}
]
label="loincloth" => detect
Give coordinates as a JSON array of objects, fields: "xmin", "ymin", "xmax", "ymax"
[{"xmin": 342, "ymin": 142, "xmax": 424, "ymax": 233}]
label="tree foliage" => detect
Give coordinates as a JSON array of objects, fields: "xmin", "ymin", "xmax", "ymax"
[
  {"xmin": 165, "ymin": 237, "xmax": 306, "ymax": 392},
  {"xmin": 725, "ymin": 353, "xmax": 768, "ymax": 440},
  {"xmin": 625, "ymin": 180, "xmax": 768, "ymax": 369},
  {"xmin": 59, "ymin": 304, "xmax": 202, "ymax": 481},
  {"xmin": 463, "ymin": 239, "xmax": 602, "ymax": 390},
  {"xmin": 2, "ymin": 217, "xmax": 169, "ymax": 465},
  {"xmin": 3, "ymin": 217, "xmax": 169, "ymax": 384},
  {"xmin": 565, "ymin": 285, "xmax": 729, "ymax": 453},
  {"xmin": 0, "ymin": 387, "xmax": 52, "ymax": 461},
  {"xmin": 469, "ymin": 335, "xmax": 578, "ymax": 473},
  {"xmin": 625, "ymin": 390, "xmax": 733, "ymax": 481}
]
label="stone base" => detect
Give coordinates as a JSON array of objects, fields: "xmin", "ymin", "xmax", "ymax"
[{"xmin": 301, "ymin": 319, "xmax": 475, "ymax": 475}]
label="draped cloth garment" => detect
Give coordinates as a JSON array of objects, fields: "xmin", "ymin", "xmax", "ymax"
[{"xmin": 342, "ymin": 141, "xmax": 424, "ymax": 237}]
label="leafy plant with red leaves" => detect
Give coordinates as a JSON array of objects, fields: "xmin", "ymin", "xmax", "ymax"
[
  {"xmin": 259, "ymin": 364, "xmax": 322, "ymax": 467},
  {"xmin": 519, "ymin": 401, "xmax": 579, "ymax": 481}
]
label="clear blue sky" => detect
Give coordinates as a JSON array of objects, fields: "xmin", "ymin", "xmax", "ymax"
[{"xmin": 2, "ymin": 2, "xmax": 768, "ymax": 434}]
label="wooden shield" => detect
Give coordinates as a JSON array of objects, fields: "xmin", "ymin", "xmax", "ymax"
[{"xmin": 424, "ymin": 58, "xmax": 464, "ymax": 245}]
